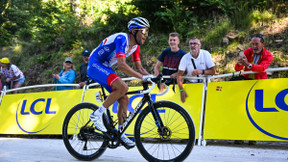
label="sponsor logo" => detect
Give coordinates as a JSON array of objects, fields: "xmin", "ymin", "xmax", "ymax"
[
  {"xmin": 16, "ymin": 98, "xmax": 56, "ymax": 133},
  {"xmin": 98, "ymin": 49, "xmax": 105, "ymax": 56},
  {"xmin": 104, "ymin": 46, "xmax": 110, "ymax": 52},
  {"xmin": 246, "ymin": 82, "xmax": 288, "ymax": 140},
  {"xmin": 92, "ymin": 63, "xmax": 110, "ymax": 75},
  {"xmin": 112, "ymin": 94, "xmax": 156, "ymax": 113},
  {"xmin": 216, "ymin": 86, "xmax": 222, "ymax": 91}
]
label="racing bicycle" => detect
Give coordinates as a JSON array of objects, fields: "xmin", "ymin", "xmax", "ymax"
[{"xmin": 62, "ymin": 75, "xmax": 196, "ymax": 161}]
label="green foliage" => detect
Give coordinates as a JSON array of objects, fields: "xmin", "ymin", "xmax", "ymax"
[
  {"xmin": 203, "ymin": 20, "xmax": 231, "ymax": 48},
  {"xmin": 103, "ymin": 1, "xmax": 134, "ymax": 33},
  {"xmin": 0, "ymin": 0, "xmax": 287, "ymax": 86},
  {"xmin": 228, "ymin": 1, "xmax": 253, "ymax": 30},
  {"xmin": 251, "ymin": 9, "xmax": 275, "ymax": 25},
  {"xmin": 154, "ymin": 5, "xmax": 197, "ymax": 37}
]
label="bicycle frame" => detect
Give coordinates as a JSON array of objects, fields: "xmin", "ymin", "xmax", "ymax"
[
  {"xmin": 63, "ymin": 76, "xmax": 195, "ymax": 161},
  {"xmin": 103, "ymin": 82, "xmax": 165, "ymax": 138}
]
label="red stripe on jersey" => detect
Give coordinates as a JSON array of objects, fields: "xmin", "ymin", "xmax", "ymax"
[
  {"xmin": 103, "ymin": 39, "xmax": 107, "ymax": 45},
  {"xmin": 116, "ymin": 52, "xmax": 126, "ymax": 58},
  {"xmin": 132, "ymin": 45, "xmax": 141, "ymax": 62},
  {"xmin": 107, "ymin": 73, "xmax": 120, "ymax": 86}
]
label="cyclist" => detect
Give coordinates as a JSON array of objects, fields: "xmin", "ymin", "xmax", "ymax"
[{"xmin": 87, "ymin": 17, "xmax": 152, "ymax": 148}]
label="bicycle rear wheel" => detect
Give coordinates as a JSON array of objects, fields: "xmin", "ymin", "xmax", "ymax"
[
  {"xmin": 62, "ymin": 103, "xmax": 108, "ymax": 161},
  {"xmin": 134, "ymin": 101, "xmax": 196, "ymax": 162}
]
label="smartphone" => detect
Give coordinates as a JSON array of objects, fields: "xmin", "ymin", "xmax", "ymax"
[{"xmin": 239, "ymin": 51, "xmax": 245, "ymax": 58}]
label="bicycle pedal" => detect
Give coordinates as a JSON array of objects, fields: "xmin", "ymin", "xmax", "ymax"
[{"xmin": 121, "ymin": 143, "xmax": 135, "ymax": 150}]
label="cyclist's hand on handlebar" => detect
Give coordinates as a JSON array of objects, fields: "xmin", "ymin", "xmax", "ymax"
[{"xmin": 142, "ymin": 74, "xmax": 153, "ymax": 81}]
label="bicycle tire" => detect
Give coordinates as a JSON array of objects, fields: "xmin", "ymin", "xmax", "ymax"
[
  {"xmin": 134, "ymin": 101, "xmax": 196, "ymax": 162},
  {"xmin": 62, "ymin": 102, "xmax": 108, "ymax": 161}
]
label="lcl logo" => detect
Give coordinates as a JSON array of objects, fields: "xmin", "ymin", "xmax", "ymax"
[
  {"xmin": 246, "ymin": 82, "xmax": 288, "ymax": 140},
  {"xmin": 255, "ymin": 89, "xmax": 288, "ymax": 112},
  {"xmin": 111, "ymin": 94, "xmax": 156, "ymax": 113},
  {"xmin": 16, "ymin": 98, "xmax": 56, "ymax": 133}
]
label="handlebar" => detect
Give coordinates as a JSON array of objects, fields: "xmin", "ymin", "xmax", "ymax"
[
  {"xmin": 140, "ymin": 74, "xmax": 169, "ymax": 96},
  {"xmin": 140, "ymin": 78, "xmax": 156, "ymax": 94}
]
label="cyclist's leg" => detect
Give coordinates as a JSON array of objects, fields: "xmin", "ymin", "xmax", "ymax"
[
  {"xmin": 102, "ymin": 79, "xmax": 128, "ymax": 108},
  {"xmin": 87, "ymin": 61, "xmax": 128, "ymax": 132},
  {"xmin": 116, "ymin": 95, "xmax": 129, "ymax": 125},
  {"xmin": 116, "ymin": 94, "xmax": 135, "ymax": 148}
]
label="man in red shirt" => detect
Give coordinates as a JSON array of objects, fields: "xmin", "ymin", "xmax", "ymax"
[{"xmin": 235, "ymin": 33, "xmax": 273, "ymax": 79}]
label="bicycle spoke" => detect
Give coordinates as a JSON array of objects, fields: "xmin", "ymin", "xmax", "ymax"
[
  {"xmin": 135, "ymin": 101, "xmax": 195, "ymax": 161},
  {"xmin": 63, "ymin": 103, "xmax": 108, "ymax": 161}
]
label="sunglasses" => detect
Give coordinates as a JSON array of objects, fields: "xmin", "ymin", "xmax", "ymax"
[
  {"xmin": 189, "ymin": 43, "xmax": 199, "ymax": 46},
  {"xmin": 135, "ymin": 28, "xmax": 149, "ymax": 35}
]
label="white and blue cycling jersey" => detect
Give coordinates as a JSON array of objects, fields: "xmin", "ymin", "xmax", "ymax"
[{"xmin": 87, "ymin": 32, "xmax": 141, "ymax": 92}]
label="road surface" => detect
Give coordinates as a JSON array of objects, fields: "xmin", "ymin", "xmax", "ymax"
[{"xmin": 0, "ymin": 137, "xmax": 287, "ymax": 162}]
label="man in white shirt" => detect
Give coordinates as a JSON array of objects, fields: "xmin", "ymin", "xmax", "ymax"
[{"xmin": 177, "ymin": 38, "xmax": 215, "ymax": 103}]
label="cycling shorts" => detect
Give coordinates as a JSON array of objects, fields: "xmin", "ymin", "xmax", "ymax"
[{"xmin": 87, "ymin": 60, "xmax": 119, "ymax": 93}]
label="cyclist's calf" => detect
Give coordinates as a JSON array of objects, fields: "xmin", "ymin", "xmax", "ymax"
[{"xmin": 117, "ymin": 95, "xmax": 129, "ymax": 124}]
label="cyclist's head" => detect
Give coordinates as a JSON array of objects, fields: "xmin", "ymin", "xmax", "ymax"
[
  {"xmin": 127, "ymin": 17, "xmax": 150, "ymax": 32},
  {"xmin": 128, "ymin": 17, "xmax": 150, "ymax": 45}
]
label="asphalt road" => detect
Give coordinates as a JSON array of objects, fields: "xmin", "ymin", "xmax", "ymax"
[{"xmin": 0, "ymin": 138, "xmax": 287, "ymax": 162}]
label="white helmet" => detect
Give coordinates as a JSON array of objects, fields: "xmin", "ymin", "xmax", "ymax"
[{"xmin": 127, "ymin": 17, "xmax": 150, "ymax": 31}]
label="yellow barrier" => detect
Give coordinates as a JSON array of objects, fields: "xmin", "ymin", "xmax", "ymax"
[
  {"xmin": 204, "ymin": 78, "xmax": 288, "ymax": 141},
  {"xmin": 0, "ymin": 90, "xmax": 82, "ymax": 134},
  {"xmin": 1, "ymin": 78, "xmax": 288, "ymax": 142},
  {"xmin": 0, "ymin": 84, "xmax": 202, "ymax": 139}
]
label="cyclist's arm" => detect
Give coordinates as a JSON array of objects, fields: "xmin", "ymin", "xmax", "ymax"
[
  {"xmin": 154, "ymin": 61, "xmax": 162, "ymax": 76},
  {"xmin": 134, "ymin": 61, "xmax": 149, "ymax": 75},
  {"xmin": 117, "ymin": 57, "xmax": 143, "ymax": 79}
]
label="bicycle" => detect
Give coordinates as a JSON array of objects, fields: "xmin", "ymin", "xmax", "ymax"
[{"xmin": 62, "ymin": 75, "xmax": 196, "ymax": 161}]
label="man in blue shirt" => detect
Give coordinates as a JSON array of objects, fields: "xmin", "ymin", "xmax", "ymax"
[{"xmin": 154, "ymin": 32, "xmax": 186, "ymax": 90}]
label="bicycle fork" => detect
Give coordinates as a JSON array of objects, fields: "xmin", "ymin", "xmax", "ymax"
[{"xmin": 147, "ymin": 98, "xmax": 168, "ymax": 138}]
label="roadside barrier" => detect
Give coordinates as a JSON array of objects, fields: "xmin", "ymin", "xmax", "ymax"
[{"xmin": 1, "ymin": 67, "xmax": 288, "ymax": 146}]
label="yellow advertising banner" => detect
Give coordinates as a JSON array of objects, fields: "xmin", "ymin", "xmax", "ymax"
[
  {"xmin": 204, "ymin": 78, "xmax": 288, "ymax": 141},
  {"xmin": 0, "ymin": 90, "xmax": 83, "ymax": 134},
  {"xmin": 0, "ymin": 84, "xmax": 202, "ymax": 139}
]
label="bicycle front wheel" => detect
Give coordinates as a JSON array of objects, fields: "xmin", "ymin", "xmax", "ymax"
[
  {"xmin": 62, "ymin": 103, "xmax": 108, "ymax": 161},
  {"xmin": 134, "ymin": 101, "xmax": 196, "ymax": 162}
]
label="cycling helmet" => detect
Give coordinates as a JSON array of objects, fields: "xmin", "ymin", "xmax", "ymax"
[{"xmin": 128, "ymin": 17, "xmax": 150, "ymax": 31}]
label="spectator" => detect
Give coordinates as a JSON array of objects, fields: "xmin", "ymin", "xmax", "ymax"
[
  {"xmin": 0, "ymin": 57, "xmax": 25, "ymax": 94},
  {"xmin": 79, "ymin": 50, "xmax": 94, "ymax": 87},
  {"xmin": 154, "ymin": 32, "xmax": 186, "ymax": 91},
  {"xmin": 235, "ymin": 33, "xmax": 273, "ymax": 79},
  {"xmin": 234, "ymin": 33, "xmax": 273, "ymax": 145},
  {"xmin": 53, "ymin": 57, "xmax": 76, "ymax": 91},
  {"xmin": 177, "ymin": 38, "xmax": 215, "ymax": 103}
]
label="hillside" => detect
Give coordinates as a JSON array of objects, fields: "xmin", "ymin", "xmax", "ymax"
[{"xmin": 0, "ymin": 0, "xmax": 287, "ymax": 90}]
